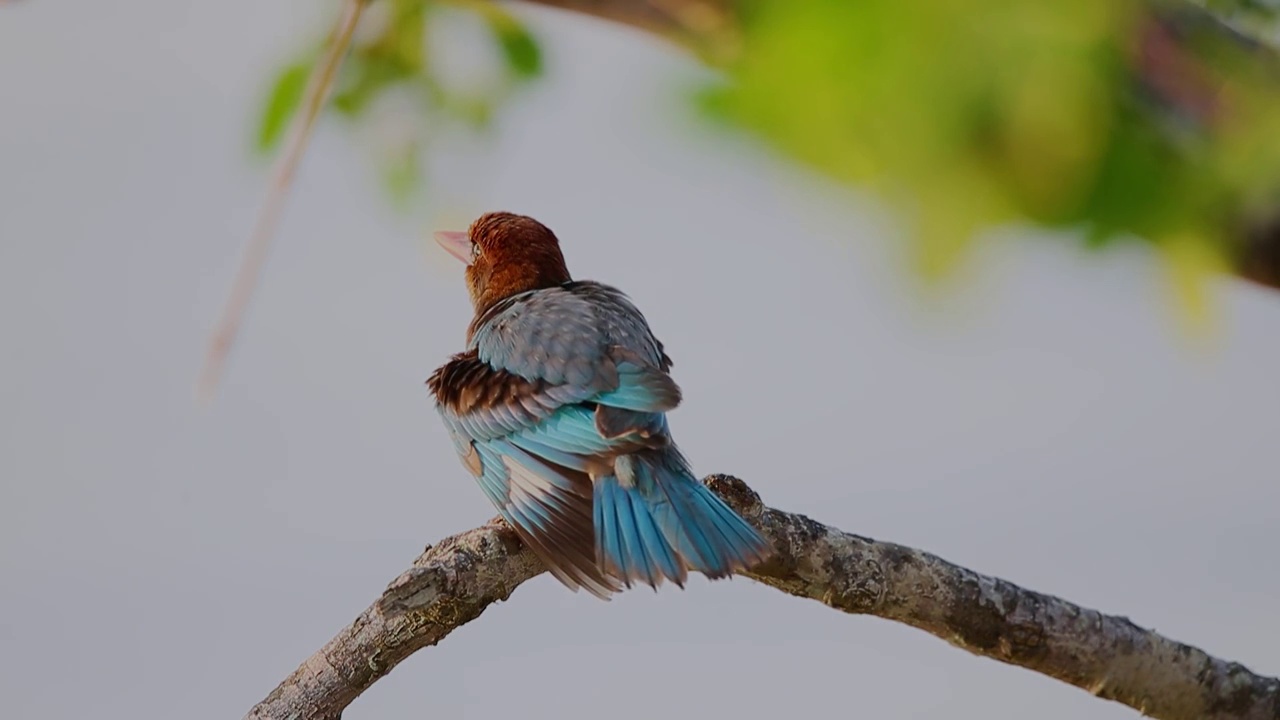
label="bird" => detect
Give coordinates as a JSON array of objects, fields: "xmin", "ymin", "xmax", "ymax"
[{"xmin": 426, "ymin": 211, "xmax": 772, "ymax": 599}]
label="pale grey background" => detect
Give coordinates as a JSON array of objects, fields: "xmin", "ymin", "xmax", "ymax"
[{"xmin": 2, "ymin": 3, "xmax": 1278, "ymax": 719}]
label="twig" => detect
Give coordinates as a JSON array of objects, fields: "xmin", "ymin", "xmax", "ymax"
[
  {"xmin": 244, "ymin": 474, "xmax": 1280, "ymax": 720},
  {"xmin": 196, "ymin": 0, "xmax": 368, "ymax": 403}
]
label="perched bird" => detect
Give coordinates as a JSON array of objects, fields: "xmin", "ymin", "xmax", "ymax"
[{"xmin": 427, "ymin": 211, "xmax": 771, "ymax": 599}]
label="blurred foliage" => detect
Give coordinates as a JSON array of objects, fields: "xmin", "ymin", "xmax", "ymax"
[
  {"xmin": 256, "ymin": 0, "xmax": 541, "ymax": 206},
  {"xmin": 701, "ymin": 0, "xmax": 1280, "ymax": 310},
  {"xmin": 259, "ymin": 0, "xmax": 1280, "ymax": 318}
]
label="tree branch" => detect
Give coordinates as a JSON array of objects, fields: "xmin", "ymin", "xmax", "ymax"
[{"xmin": 245, "ymin": 474, "xmax": 1280, "ymax": 720}]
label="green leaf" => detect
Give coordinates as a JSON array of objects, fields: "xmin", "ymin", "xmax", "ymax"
[
  {"xmin": 1163, "ymin": 230, "xmax": 1228, "ymax": 339},
  {"xmin": 256, "ymin": 61, "xmax": 311, "ymax": 153},
  {"xmin": 331, "ymin": 54, "xmax": 414, "ymax": 118},
  {"xmin": 389, "ymin": 0, "xmax": 427, "ymax": 72},
  {"xmin": 483, "ymin": 10, "xmax": 542, "ymax": 79}
]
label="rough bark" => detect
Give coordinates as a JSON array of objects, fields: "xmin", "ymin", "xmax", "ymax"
[{"xmin": 245, "ymin": 475, "xmax": 1280, "ymax": 720}]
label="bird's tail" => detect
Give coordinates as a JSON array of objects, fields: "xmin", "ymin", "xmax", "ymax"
[{"xmin": 592, "ymin": 447, "xmax": 772, "ymax": 589}]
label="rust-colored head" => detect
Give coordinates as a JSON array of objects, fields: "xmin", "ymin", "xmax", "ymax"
[{"xmin": 434, "ymin": 212, "xmax": 571, "ymax": 316}]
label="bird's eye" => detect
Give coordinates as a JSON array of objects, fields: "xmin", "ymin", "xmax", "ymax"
[{"xmin": 470, "ymin": 242, "xmax": 481, "ymax": 261}]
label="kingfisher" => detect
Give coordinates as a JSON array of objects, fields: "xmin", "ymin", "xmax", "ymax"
[{"xmin": 426, "ymin": 212, "xmax": 771, "ymax": 599}]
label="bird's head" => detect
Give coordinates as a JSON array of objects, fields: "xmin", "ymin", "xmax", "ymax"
[{"xmin": 434, "ymin": 211, "xmax": 572, "ymax": 316}]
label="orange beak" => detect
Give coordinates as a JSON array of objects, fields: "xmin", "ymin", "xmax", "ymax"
[{"xmin": 433, "ymin": 230, "xmax": 472, "ymax": 265}]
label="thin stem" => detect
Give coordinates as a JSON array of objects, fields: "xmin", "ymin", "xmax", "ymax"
[{"xmin": 196, "ymin": 0, "xmax": 368, "ymax": 403}]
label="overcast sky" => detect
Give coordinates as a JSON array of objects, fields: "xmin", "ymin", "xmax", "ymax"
[{"xmin": 2, "ymin": 3, "xmax": 1278, "ymax": 719}]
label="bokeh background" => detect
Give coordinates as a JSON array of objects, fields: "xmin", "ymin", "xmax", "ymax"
[{"xmin": 2, "ymin": 2, "xmax": 1279, "ymax": 719}]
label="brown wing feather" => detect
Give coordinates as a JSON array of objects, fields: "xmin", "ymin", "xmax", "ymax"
[
  {"xmin": 428, "ymin": 349, "xmax": 550, "ymax": 415},
  {"xmin": 500, "ymin": 455, "xmax": 622, "ymax": 599}
]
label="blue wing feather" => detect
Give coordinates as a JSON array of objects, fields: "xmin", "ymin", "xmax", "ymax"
[
  {"xmin": 430, "ymin": 281, "xmax": 768, "ymax": 597},
  {"xmin": 593, "ymin": 362, "xmax": 681, "ymax": 412}
]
